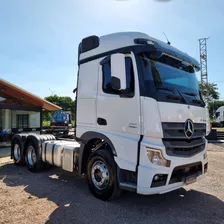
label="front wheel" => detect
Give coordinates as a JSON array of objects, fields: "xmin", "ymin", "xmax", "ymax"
[{"xmin": 87, "ymin": 149, "xmax": 121, "ymax": 201}]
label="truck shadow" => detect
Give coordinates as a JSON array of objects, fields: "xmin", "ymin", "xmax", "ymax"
[{"xmin": 0, "ymin": 163, "xmax": 224, "ymax": 224}]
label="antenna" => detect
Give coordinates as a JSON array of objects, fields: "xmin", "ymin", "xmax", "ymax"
[
  {"xmin": 49, "ymin": 88, "xmax": 55, "ymax": 96},
  {"xmin": 163, "ymin": 32, "xmax": 171, "ymax": 45}
]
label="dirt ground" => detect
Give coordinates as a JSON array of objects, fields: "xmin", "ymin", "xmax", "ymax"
[{"xmin": 0, "ymin": 144, "xmax": 223, "ymax": 224}]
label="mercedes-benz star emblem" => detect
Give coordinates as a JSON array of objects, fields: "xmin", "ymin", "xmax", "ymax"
[{"xmin": 184, "ymin": 119, "xmax": 194, "ymax": 138}]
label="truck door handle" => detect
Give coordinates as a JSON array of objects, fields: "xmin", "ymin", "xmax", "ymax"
[
  {"xmin": 97, "ymin": 118, "xmax": 107, "ymax": 126},
  {"xmin": 128, "ymin": 123, "xmax": 137, "ymax": 128}
]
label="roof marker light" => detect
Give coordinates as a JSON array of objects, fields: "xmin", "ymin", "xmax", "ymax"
[{"xmin": 147, "ymin": 40, "xmax": 154, "ymax": 45}]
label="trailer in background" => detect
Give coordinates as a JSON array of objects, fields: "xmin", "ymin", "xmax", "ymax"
[
  {"xmin": 41, "ymin": 125, "xmax": 74, "ymax": 138},
  {"xmin": 215, "ymin": 106, "xmax": 224, "ymax": 126},
  {"xmin": 50, "ymin": 110, "xmax": 72, "ymax": 126}
]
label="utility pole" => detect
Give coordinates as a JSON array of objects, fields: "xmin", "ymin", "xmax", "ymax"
[{"xmin": 199, "ymin": 38, "xmax": 209, "ymax": 85}]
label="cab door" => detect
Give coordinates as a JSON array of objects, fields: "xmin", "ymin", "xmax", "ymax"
[{"xmin": 96, "ymin": 52, "xmax": 141, "ymax": 171}]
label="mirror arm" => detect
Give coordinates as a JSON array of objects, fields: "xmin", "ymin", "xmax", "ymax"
[
  {"xmin": 100, "ymin": 56, "xmax": 110, "ymax": 65},
  {"xmin": 119, "ymin": 89, "xmax": 134, "ymax": 98}
]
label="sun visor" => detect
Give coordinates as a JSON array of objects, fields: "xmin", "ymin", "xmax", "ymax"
[
  {"xmin": 154, "ymin": 42, "xmax": 200, "ymax": 71},
  {"xmin": 134, "ymin": 37, "xmax": 200, "ymax": 71}
]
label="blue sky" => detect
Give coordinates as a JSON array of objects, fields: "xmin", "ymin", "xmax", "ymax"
[{"xmin": 0, "ymin": 0, "xmax": 224, "ymax": 99}]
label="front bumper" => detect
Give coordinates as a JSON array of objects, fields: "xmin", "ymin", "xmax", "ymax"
[{"xmin": 137, "ymin": 141, "xmax": 208, "ymax": 195}]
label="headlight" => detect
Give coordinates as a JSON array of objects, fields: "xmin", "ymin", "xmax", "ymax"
[
  {"xmin": 205, "ymin": 108, "xmax": 211, "ymax": 136},
  {"xmin": 203, "ymin": 152, "xmax": 208, "ymax": 160},
  {"xmin": 146, "ymin": 148, "xmax": 171, "ymax": 167}
]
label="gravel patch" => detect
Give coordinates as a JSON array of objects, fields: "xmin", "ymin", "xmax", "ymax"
[{"xmin": 0, "ymin": 143, "xmax": 223, "ymax": 224}]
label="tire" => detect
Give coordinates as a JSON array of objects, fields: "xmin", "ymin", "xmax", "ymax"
[
  {"xmin": 87, "ymin": 149, "xmax": 121, "ymax": 201},
  {"xmin": 12, "ymin": 138, "xmax": 25, "ymax": 165},
  {"xmin": 63, "ymin": 131, "xmax": 69, "ymax": 135},
  {"xmin": 25, "ymin": 140, "xmax": 44, "ymax": 172},
  {"xmin": 44, "ymin": 163, "xmax": 53, "ymax": 170}
]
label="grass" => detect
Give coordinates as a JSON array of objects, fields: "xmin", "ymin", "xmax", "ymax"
[
  {"xmin": 212, "ymin": 127, "xmax": 224, "ymax": 131},
  {"xmin": 42, "ymin": 120, "xmax": 75, "ymax": 127},
  {"xmin": 42, "ymin": 120, "xmax": 50, "ymax": 127}
]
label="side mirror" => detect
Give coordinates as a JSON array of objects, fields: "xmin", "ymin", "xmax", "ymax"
[
  {"xmin": 111, "ymin": 53, "xmax": 127, "ymax": 90},
  {"xmin": 111, "ymin": 77, "xmax": 121, "ymax": 90}
]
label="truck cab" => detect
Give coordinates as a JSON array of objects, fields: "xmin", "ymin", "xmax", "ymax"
[{"xmin": 76, "ymin": 32, "xmax": 209, "ymax": 197}]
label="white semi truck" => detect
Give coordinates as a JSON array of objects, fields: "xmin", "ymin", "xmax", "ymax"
[
  {"xmin": 215, "ymin": 106, "xmax": 224, "ymax": 126},
  {"xmin": 11, "ymin": 32, "xmax": 210, "ymax": 200}
]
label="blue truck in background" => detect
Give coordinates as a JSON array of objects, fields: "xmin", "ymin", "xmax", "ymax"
[{"xmin": 50, "ymin": 110, "xmax": 72, "ymax": 127}]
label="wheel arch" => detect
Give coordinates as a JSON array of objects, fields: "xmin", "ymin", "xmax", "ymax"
[
  {"xmin": 24, "ymin": 135, "xmax": 40, "ymax": 152},
  {"xmin": 79, "ymin": 131, "xmax": 117, "ymax": 175},
  {"xmin": 23, "ymin": 134, "xmax": 55, "ymax": 154}
]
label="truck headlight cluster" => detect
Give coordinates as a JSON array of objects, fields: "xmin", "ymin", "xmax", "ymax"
[
  {"xmin": 203, "ymin": 152, "xmax": 208, "ymax": 160},
  {"xmin": 146, "ymin": 148, "xmax": 171, "ymax": 167}
]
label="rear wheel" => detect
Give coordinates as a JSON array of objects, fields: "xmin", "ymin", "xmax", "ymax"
[
  {"xmin": 25, "ymin": 141, "xmax": 44, "ymax": 172},
  {"xmin": 87, "ymin": 149, "xmax": 121, "ymax": 201},
  {"xmin": 63, "ymin": 131, "xmax": 69, "ymax": 135},
  {"xmin": 12, "ymin": 139, "xmax": 25, "ymax": 165}
]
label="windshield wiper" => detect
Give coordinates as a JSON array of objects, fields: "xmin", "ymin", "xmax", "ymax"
[
  {"xmin": 192, "ymin": 99, "xmax": 205, "ymax": 106},
  {"xmin": 157, "ymin": 87, "xmax": 187, "ymax": 103},
  {"xmin": 156, "ymin": 87, "xmax": 175, "ymax": 93},
  {"xmin": 183, "ymin": 92, "xmax": 197, "ymax": 97},
  {"xmin": 183, "ymin": 91, "xmax": 205, "ymax": 106},
  {"xmin": 167, "ymin": 94, "xmax": 183, "ymax": 101},
  {"xmin": 176, "ymin": 89, "xmax": 188, "ymax": 104}
]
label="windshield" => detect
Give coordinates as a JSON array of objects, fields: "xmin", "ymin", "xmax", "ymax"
[
  {"xmin": 138, "ymin": 53, "xmax": 204, "ymax": 107},
  {"xmin": 141, "ymin": 53, "xmax": 199, "ymax": 92}
]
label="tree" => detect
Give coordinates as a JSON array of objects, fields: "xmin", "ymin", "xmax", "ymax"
[
  {"xmin": 44, "ymin": 95, "xmax": 76, "ymax": 120},
  {"xmin": 199, "ymin": 82, "xmax": 219, "ymax": 101},
  {"xmin": 199, "ymin": 82, "xmax": 220, "ymax": 118}
]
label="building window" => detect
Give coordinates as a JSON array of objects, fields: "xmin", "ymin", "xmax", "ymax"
[
  {"xmin": 102, "ymin": 56, "xmax": 134, "ymax": 94},
  {"xmin": 17, "ymin": 114, "xmax": 29, "ymax": 129}
]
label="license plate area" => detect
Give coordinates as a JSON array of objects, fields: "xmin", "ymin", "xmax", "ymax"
[
  {"xmin": 169, "ymin": 162, "xmax": 202, "ymax": 185},
  {"xmin": 185, "ymin": 175, "xmax": 197, "ymax": 185}
]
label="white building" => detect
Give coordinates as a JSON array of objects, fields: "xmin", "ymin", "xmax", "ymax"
[{"xmin": 0, "ymin": 78, "xmax": 61, "ymax": 144}]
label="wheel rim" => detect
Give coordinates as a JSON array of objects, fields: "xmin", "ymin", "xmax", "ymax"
[
  {"xmin": 27, "ymin": 146, "xmax": 36, "ymax": 166},
  {"xmin": 14, "ymin": 144, "xmax": 20, "ymax": 161},
  {"xmin": 91, "ymin": 161, "xmax": 109, "ymax": 190}
]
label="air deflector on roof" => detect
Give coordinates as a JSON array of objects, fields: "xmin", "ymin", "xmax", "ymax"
[
  {"xmin": 134, "ymin": 38, "xmax": 200, "ymax": 71},
  {"xmin": 80, "ymin": 35, "xmax": 100, "ymax": 53}
]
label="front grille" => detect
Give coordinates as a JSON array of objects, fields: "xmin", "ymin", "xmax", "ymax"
[{"xmin": 162, "ymin": 122, "xmax": 206, "ymax": 157}]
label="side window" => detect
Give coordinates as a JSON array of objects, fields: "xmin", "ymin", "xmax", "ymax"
[
  {"xmin": 16, "ymin": 114, "xmax": 29, "ymax": 129},
  {"xmin": 125, "ymin": 57, "xmax": 134, "ymax": 91},
  {"xmin": 102, "ymin": 56, "xmax": 134, "ymax": 94},
  {"xmin": 102, "ymin": 59, "xmax": 112, "ymax": 93}
]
